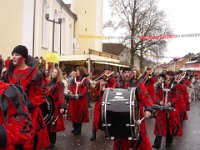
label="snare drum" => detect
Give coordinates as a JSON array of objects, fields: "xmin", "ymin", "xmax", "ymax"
[{"xmin": 101, "ymin": 88, "xmax": 140, "ymax": 140}]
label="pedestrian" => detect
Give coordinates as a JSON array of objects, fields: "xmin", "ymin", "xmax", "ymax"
[
  {"xmin": 152, "ymin": 71, "xmax": 183, "ymax": 149},
  {"xmin": 47, "ymin": 67, "xmax": 66, "ymax": 149},
  {"xmin": 113, "ymin": 67, "xmax": 153, "ymax": 150},
  {"xmin": 90, "ymin": 66, "xmax": 116, "ymax": 141},
  {"xmin": 4, "ymin": 45, "xmax": 50, "ymax": 149},
  {"xmin": 67, "ymin": 66, "xmax": 90, "ymax": 135}
]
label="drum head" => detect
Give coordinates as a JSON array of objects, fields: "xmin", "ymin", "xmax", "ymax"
[{"xmin": 40, "ymin": 95, "xmax": 55, "ymax": 124}]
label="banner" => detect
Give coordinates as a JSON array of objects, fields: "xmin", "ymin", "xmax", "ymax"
[{"xmin": 46, "ymin": 52, "xmax": 59, "ymax": 63}]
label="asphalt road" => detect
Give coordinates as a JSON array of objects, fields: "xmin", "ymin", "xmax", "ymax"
[{"xmin": 54, "ymin": 100, "xmax": 200, "ymax": 150}]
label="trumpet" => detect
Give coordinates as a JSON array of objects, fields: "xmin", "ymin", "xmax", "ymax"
[
  {"xmin": 93, "ymin": 71, "xmax": 115, "ymax": 82},
  {"xmin": 175, "ymin": 72, "xmax": 187, "ymax": 83},
  {"xmin": 138, "ymin": 70, "xmax": 153, "ymax": 84}
]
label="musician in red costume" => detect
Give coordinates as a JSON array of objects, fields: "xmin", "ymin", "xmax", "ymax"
[
  {"xmin": 113, "ymin": 68, "xmax": 153, "ymax": 150},
  {"xmin": 0, "ymin": 61, "xmax": 33, "ymax": 150},
  {"xmin": 67, "ymin": 67, "xmax": 90, "ymax": 135},
  {"xmin": 152, "ymin": 71, "xmax": 183, "ymax": 149},
  {"xmin": 90, "ymin": 66, "xmax": 116, "ymax": 141},
  {"xmin": 174, "ymin": 71, "xmax": 189, "ymax": 121},
  {"xmin": 4, "ymin": 45, "xmax": 49, "ymax": 150},
  {"xmin": 47, "ymin": 67, "xmax": 66, "ymax": 149},
  {"xmin": 143, "ymin": 67, "xmax": 157, "ymax": 103},
  {"xmin": 181, "ymin": 73, "xmax": 191, "ymax": 112}
]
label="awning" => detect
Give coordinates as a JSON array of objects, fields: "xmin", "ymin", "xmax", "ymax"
[
  {"xmin": 59, "ymin": 54, "xmax": 129, "ymax": 67},
  {"xmin": 180, "ymin": 67, "xmax": 200, "ymax": 71},
  {"xmin": 94, "ymin": 61, "xmax": 129, "ymax": 68}
]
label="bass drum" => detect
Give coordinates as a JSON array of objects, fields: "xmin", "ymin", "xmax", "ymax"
[
  {"xmin": 101, "ymin": 88, "xmax": 140, "ymax": 140},
  {"xmin": 40, "ymin": 95, "xmax": 55, "ymax": 125}
]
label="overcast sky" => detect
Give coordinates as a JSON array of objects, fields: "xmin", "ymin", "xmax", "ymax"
[
  {"xmin": 103, "ymin": 0, "xmax": 200, "ymax": 62},
  {"xmin": 63, "ymin": 0, "xmax": 200, "ymax": 62}
]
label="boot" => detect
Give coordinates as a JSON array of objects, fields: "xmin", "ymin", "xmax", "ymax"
[
  {"xmin": 152, "ymin": 136, "xmax": 162, "ymax": 149},
  {"xmin": 73, "ymin": 123, "xmax": 82, "ymax": 135},
  {"xmin": 90, "ymin": 131, "xmax": 96, "ymax": 141},
  {"xmin": 71, "ymin": 123, "xmax": 77, "ymax": 133}
]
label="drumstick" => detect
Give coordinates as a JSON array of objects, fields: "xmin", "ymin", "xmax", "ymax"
[
  {"xmin": 136, "ymin": 117, "xmax": 145, "ymax": 125},
  {"xmin": 52, "ymin": 111, "xmax": 67, "ymax": 125},
  {"xmin": 52, "ymin": 114, "xmax": 60, "ymax": 125}
]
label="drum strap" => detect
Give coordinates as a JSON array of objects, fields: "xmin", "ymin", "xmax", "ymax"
[{"xmin": 75, "ymin": 77, "xmax": 86, "ymax": 95}]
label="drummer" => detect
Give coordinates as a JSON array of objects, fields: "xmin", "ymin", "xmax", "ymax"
[
  {"xmin": 113, "ymin": 67, "xmax": 153, "ymax": 150},
  {"xmin": 47, "ymin": 67, "xmax": 66, "ymax": 149},
  {"xmin": 3, "ymin": 45, "xmax": 50, "ymax": 149}
]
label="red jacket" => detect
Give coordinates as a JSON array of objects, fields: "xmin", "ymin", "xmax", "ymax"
[
  {"xmin": 92, "ymin": 77, "xmax": 116, "ymax": 131},
  {"xmin": 145, "ymin": 77, "xmax": 157, "ymax": 103},
  {"xmin": 47, "ymin": 80, "xmax": 66, "ymax": 132},
  {"xmin": 154, "ymin": 82, "xmax": 183, "ymax": 137},
  {"xmin": 67, "ymin": 77, "xmax": 90, "ymax": 123},
  {"xmin": 5, "ymin": 59, "xmax": 49, "ymax": 150},
  {"xmin": 0, "ymin": 82, "xmax": 33, "ymax": 149}
]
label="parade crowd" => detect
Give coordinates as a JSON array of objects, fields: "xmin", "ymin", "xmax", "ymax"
[{"xmin": 0, "ymin": 45, "xmax": 200, "ymax": 150}]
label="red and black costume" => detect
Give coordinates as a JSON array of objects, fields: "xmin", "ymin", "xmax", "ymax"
[
  {"xmin": 90, "ymin": 76, "xmax": 116, "ymax": 141},
  {"xmin": 145, "ymin": 76, "xmax": 157, "ymax": 103},
  {"xmin": 175, "ymin": 82, "xmax": 188, "ymax": 121},
  {"xmin": 47, "ymin": 79, "xmax": 66, "ymax": 147},
  {"xmin": 113, "ymin": 78, "xmax": 153, "ymax": 150},
  {"xmin": 152, "ymin": 80, "xmax": 183, "ymax": 149},
  {"xmin": 0, "ymin": 82, "xmax": 32, "ymax": 150},
  {"xmin": 67, "ymin": 76, "xmax": 90, "ymax": 135},
  {"xmin": 4, "ymin": 56, "xmax": 49, "ymax": 150},
  {"xmin": 182, "ymin": 79, "xmax": 190, "ymax": 112}
]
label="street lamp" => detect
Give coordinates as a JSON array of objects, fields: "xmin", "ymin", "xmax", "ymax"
[{"xmin": 45, "ymin": 14, "xmax": 62, "ymax": 53}]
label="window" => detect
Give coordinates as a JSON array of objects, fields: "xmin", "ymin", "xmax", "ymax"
[{"xmin": 42, "ymin": 0, "xmax": 48, "ymax": 48}]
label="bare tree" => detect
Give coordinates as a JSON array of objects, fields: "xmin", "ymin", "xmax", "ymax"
[{"xmin": 105, "ymin": 0, "xmax": 172, "ymax": 71}]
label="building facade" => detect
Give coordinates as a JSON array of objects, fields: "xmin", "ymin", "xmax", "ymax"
[
  {"xmin": 0, "ymin": 0, "xmax": 76, "ymax": 58},
  {"xmin": 70, "ymin": 0, "xmax": 103, "ymax": 53}
]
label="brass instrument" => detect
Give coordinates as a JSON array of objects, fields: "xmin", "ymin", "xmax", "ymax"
[
  {"xmin": 138, "ymin": 69, "xmax": 153, "ymax": 84},
  {"xmin": 175, "ymin": 72, "xmax": 187, "ymax": 83},
  {"xmin": 90, "ymin": 71, "xmax": 115, "ymax": 101},
  {"xmin": 93, "ymin": 71, "xmax": 115, "ymax": 82}
]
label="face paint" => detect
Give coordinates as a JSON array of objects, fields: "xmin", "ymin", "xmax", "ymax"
[{"xmin": 12, "ymin": 53, "xmax": 25, "ymax": 66}]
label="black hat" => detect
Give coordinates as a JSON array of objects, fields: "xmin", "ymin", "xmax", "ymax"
[
  {"xmin": 122, "ymin": 67, "xmax": 132, "ymax": 72},
  {"xmin": 166, "ymin": 71, "xmax": 174, "ymax": 76},
  {"xmin": 104, "ymin": 65, "xmax": 112, "ymax": 71},
  {"xmin": 175, "ymin": 70, "xmax": 183, "ymax": 75},
  {"xmin": 12, "ymin": 45, "xmax": 28, "ymax": 59}
]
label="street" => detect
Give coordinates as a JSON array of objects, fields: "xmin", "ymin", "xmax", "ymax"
[{"xmin": 55, "ymin": 101, "xmax": 200, "ymax": 150}]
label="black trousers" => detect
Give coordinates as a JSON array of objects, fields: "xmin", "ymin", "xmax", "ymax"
[
  {"xmin": 48, "ymin": 132, "xmax": 57, "ymax": 145},
  {"xmin": 73, "ymin": 122, "xmax": 82, "ymax": 133},
  {"xmin": 153, "ymin": 114, "xmax": 174, "ymax": 148}
]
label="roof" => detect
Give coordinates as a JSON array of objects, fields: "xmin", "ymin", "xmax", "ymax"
[
  {"xmin": 102, "ymin": 43, "xmax": 127, "ymax": 56},
  {"xmin": 57, "ymin": 0, "xmax": 77, "ymax": 20},
  {"xmin": 187, "ymin": 55, "xmax": 200, "ymax": 64}
]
